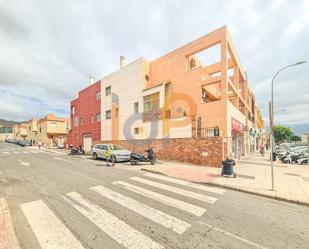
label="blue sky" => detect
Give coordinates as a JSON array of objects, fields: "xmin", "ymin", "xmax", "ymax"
[{"xmin": 0, "ymin": 0, "xmax": 308, "ymax": 134}]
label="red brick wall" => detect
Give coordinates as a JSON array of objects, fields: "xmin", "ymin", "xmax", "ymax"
[
  {"xmin": 97, "ymin": 137, "xmax": 224, "ymax": 167},
  {"xmin": 68, "ymin": 81, "xmax": 101, "ymax": 147}
]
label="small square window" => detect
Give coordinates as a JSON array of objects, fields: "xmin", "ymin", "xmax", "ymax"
[
  {"xmin": 134, "ymin": 128, "xmax": 139, "ymax": 135},
  {"xmin": 96, "ymin": 91, "xmax": 101, "ymax": 100},
  {"xmin": 105, "ymin": 86, "xmax": 111, "ymax": 96},
  {"xmin": 134, "ymin": 102, "xmax": 139, "ymax": 114},
  {"xmin": 106, "ymin": 110, "xmax": 111, "ymax": 120},
  {"xmin": 96, "ymin": 113, "xmax": 101, "ymax": 121}
]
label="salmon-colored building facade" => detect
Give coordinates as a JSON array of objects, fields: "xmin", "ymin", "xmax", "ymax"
[{"xmin": 70, "ymin": 26, "xmax": 264, "ymax": 166}]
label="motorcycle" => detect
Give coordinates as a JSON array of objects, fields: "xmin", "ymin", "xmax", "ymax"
[
  {"xmin": 130, "ymin": 148, "xmax": 156, "ymax": 165},
  {"xmin": 68, "ymin": 145, "xmax": 85, "ymax": 155}
]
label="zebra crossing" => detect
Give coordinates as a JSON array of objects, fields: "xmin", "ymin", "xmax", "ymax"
[
  {"xmin": 1, "ymin": 150, "xmax": 39, "ymax": 155},
  {"xmin": 20, "ymin": 174, "xmax": 225, "ymax": 249}
]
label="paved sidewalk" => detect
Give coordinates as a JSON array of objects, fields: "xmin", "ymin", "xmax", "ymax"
[
  {"xmin": 141, "ymin": 153, "xmax": 309, "ymax": 206},
  {"xmin": 0, "ymin": 198, "xmax": 20, "ymax": 249}
]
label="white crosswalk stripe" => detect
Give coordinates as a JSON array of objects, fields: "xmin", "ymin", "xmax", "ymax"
[
  {"xmin": 2, "ymin": 152, "xmax": 10, "ymax": 154},
  {"xmin": 21, "ymin": 200, "xmax": 85, "ymax": 249},
  {"xmin": 23, "ymin": 151, "xmax": 29, "ymax": 154},
  {"xmin": 63, "ymin": 192, "xmax": 164, "ymax": 249},
  {"xmin": 13, "ymin": 151, "xmax": 20, "ymax": 154},
  {"xmin": 31, "ymin": 151, "xmax": 39, "ymax": 153},
  {"xmin": 131, "ymin": 177, "xmax": 217, "ymax": 204},
  {"xmin": 113, "ymin": 180, "xmax": 206, "ymax": 216},
  {"xmin": 91, "ymin": 185, "xmax": 190, "ymax": 234},
  {"xmin": 144, "ymin": 173, "xmax": 225, "ymax": 195}
]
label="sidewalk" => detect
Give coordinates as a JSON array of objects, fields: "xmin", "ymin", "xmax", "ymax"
[{"xmin": 141, "ymin": 153, "xmax": 309, "ymax": 206}]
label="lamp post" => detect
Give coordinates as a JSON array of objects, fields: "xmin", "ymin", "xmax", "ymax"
[{"xmin": 270, "ymin": 61, "xmax": 306, "ymax": 191}]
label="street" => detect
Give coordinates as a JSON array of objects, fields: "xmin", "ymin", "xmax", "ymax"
[{"xmin": 0, "ymin": 141, "xmax": 309, "ymax": 249}]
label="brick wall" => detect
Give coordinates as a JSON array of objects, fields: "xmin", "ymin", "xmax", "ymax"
[{"xmin": 97, "ymin": 137, "xmax": 224, "ymax": 167}]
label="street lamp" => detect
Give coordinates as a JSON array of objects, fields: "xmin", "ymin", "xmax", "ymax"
[{"xmin": 270, "ymin": 61, "xmax": 306, "ymax": 191}]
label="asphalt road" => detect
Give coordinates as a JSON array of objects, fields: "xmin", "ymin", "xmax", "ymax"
[{"xmin": 0, "ymin": 141, "xmax": 309, "ymax": 249}]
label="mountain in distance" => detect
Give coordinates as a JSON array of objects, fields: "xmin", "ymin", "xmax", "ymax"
[{"xmin": 0, "ymin": 118, "xmax": 23, "ymax": 127}]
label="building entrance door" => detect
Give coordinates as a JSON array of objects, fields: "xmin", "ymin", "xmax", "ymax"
[{"xmin": 83, "ymin": 134, "xmax": 92, "ymax": 152}]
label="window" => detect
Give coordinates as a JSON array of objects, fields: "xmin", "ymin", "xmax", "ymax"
[
  {"xmin": 40, "ymin": 127, "xmax": 42, "ymax": 133},
  {"xmin": 96, "ymin": 113, "xmax": 101, "ymax": 121},
  {"xmin": 134, "ymin": 128, "xmax": 139, "ymax": 135},
  {"xmin": 105, "ymin": 110, "xmax": 111, "ymax": 120},
  {"xmin": 105, "ymin": 86, "xmax": 111, "ymax": 96},
  {"xmin": 71, "ymin": 106, "xmax": 75, "ymax": 115},
  {"xmin": 143, "ymin": 92, "xmax": 159, "ymax": 112},
  {"xmin": 96, "ymin": 91, "xmax": 101, "ymax": 100},
  {"xmin": 74, "ymin": 116, "xmax": 79, "ymax": 126},
  {"xmin": 50, "ymin": 122, "xmax": 57, "ymax": 128},
  {"xmin": 134, "ymin": 102, "xmax": 139, "ymax": 114}
]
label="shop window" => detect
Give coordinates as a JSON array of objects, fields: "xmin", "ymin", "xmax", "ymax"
[
  {"xmin": 105, "ymin": 110, "xmax": 111, "ymax": 120},
  {"xmin": 105, "ymin": 86, "xmax": 111, "ymax": 96}
]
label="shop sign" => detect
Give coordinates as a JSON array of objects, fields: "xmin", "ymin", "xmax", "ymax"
[{"xmin": 231, "ymin": 117, "xmax": 244, "ymax": 133}]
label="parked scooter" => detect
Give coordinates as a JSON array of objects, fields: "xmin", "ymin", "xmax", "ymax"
[
  {"xmin": 68, "ymin": 145, "xmax": 84, "ymax": 155},
  {"xmin": 130, "ymin": 148, "xmax": 156, "ymax": 165}
]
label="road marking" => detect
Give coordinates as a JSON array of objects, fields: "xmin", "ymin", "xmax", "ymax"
[
  {"xmin": 2, "ymin": 152, "xmax": 9, "ymax": 154},
  {"xmin": 13, "ymin": 151, "xmax": 20, "ymax": 154},
  {"xmin": 21, "ymin": 200, "xmax": 85, "ymax": 249},
  {"xmin": 23, "ymin": 151, "xmax": 29, "ymax": 154},
  {"xmin": 31, "ymin": 151, "xmax": 39, "ymax": 154},
  {"xmin": 63, "ymin": 192, "xmax": 164, "ymax": 249},
  {"xmin": 131, "ymin": 177, "xmax": 217, "ymax": 204},
  {"xmin": 54, "ymin": 157, "xmax": 72, "ymax": 163},
  {"xmin": 17, "ymin": 159, "xmax": 29, "ymax": 167},
  {"xmin": 113, "ymin": 181, "xmax": 206, "ymax": 216},
  {"xmin": 91, "ymin": 185, "xmax": 190, "ymax": 234},
  {"xmin": 144, "ymin": 173, "xmax": 225, "ymax": 195},
  {"xmin": 198, "ymin": 221, "xmax": 268, "ymax": 249},
  {"xmin": 0, "ymin": 178, "xmax": 8, "ymax": 184}
]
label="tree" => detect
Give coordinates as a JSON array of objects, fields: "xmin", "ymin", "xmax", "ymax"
[
  {"xmin": 273, "ymin": 125, "xmax": 293, "ymax": 143},
  {"xmin": 291, "ymin": 135, "xmax": 301, "ymax": 142}
]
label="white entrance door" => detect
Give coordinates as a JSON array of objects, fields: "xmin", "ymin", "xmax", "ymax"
[{"xmin": 83, "ymin": 135, "xmax": 92, "ymax": 152}]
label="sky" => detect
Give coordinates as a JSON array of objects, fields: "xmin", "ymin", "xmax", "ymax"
[{"xmin": 0, "ymin": 0, "xmax": 308, "ymax": 134}]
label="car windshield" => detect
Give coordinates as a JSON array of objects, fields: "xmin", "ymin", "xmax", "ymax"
[{"xmin": 112, "ymin": 145, "xmax": 126, "ymax": 150}]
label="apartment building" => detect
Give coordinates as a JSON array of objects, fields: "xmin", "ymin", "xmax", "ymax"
[
  {"xmin": 25, "ymin": 118, "xmax": 38, "ymax": 145},
  {"xmin": 12, "ymin": 123, "xmax": 27, "ymax": 141},
  {"xmin": 36, "ymin": 114, "xmax": 68, "ymax": 148},
  {"xmin": 68, "ymin": 80, "xmax": 101, "ymax": 152},
  {"xmin": 69, "ymin": 26, "xmax": 264, "ymax": 166},
  {"xmin": 0, "ymin": 126, "xmax": 13, "ymax": 141}
]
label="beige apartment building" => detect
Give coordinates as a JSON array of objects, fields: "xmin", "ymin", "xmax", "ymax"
[{"xmin": 12, "ymin": 114, "xmax": 68, "ymax": 148}]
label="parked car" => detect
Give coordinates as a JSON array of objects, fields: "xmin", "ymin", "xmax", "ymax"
[
  {"xmin": 19, "ymin": 140, "xmax": 31, "ymax": 147},
  {"xmin": 5, "ymin": 139, "xmax": 14, "ymax": 143},
  {"xmin": 92, "ymin": 144, "xmax": 131, "ymax": 162}
]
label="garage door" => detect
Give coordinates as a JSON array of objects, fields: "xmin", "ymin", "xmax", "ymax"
[{"xmin": 83, "ymin": 135, "xmax": 92, "ymax": 152}]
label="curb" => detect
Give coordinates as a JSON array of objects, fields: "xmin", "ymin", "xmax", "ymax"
[
  {"xmin": 140, "ymin": 168, "xmax": 309, "ymax": 208},
  {"xmin": 0, "ymin": 198, "xmax": 20, "ymax": 249},
  {"xmin": 41, "ymin": 148, "xmax": 68, "ymax": 155}
]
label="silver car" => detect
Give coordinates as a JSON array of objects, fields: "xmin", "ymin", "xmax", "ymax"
[{"xmin": 92, "ymin": 144, "xmax": 131, "ymax": 162}]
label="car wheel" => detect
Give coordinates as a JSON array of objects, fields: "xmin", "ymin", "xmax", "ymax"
[
  {"xmin": 93, "ymin": 153, "xmax": 98, "ymax": 160},
  {"xmin": 112, "ymin": 155, "xmax": 116, "ymax": 164}
]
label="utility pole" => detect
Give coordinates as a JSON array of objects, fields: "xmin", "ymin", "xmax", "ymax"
[{"xmin": 269, "ymin": 101, "xmax": 274, "ymax": 190}]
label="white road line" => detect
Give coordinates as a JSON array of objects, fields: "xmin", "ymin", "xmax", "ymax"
[
  {"xmin": 144, "ymin": 173, "xmax": 225, "ymax": 195},
  {"xmin": 17, "ymin": 159, "xmax": 29, "ymax": 167},
  {"xmin": 54, "ymin": 157, "xmax": 72, "ymax": 163},
  {"xmin": 63, "ymin": 192, "xmax": 164, "ymax": 249},
  {"xmin": 199, "ymin": 221, "xmax": 268, "ymax": 249},
  {"xmin": 13, "ymin": 151, "xmax": 20, "ymax": 154},
  {"xmin": 31, "ymin": 151, "xmax": 39, "ymax": 154},
  {"xmin": 113, "ymin": 181, "xmax": 206, "ymax": 217},
  {"xmin": 0, "ymin": 178, "xmax": 8, "ymax": 184},
  {"xmin": 91, "ymin": 185, "xmax": 190, "ymax": 234},
  {"xmin": 21, "ymin": 200, "xmax": 85, "ymax": 249},
  {"xmin": 2, "ymin": 152, "xmax": 10, "ymax": 154},
  {"xmin": 23, "ymin": 151, "xmax": 29, "ymax": 154},
  {"xmin": 131, "ymin": 177, "xmax": 217, "ymax": 204}
]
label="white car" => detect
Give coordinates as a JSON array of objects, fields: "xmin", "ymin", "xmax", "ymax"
[{"xmin": 92, "ymin": 144, "xmax": 131, "ymax": 162}]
